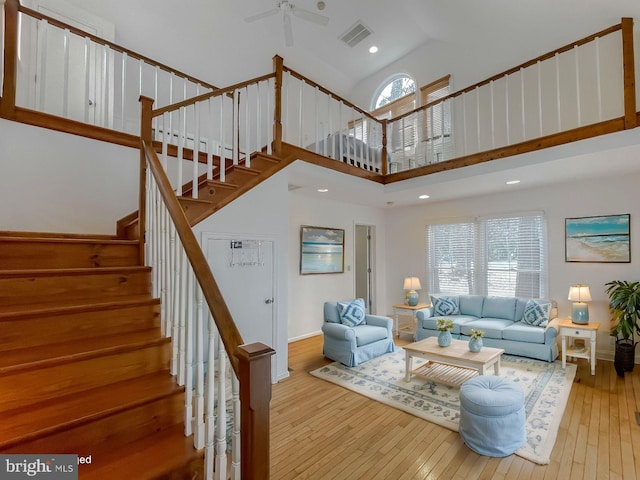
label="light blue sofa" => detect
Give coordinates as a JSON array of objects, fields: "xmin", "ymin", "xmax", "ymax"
[
  {"xmin": 415, "ymin": 295, "xmax": 559, "ymax": 362},
  {"xmin": 322, "ymin": 301, "xmax": 395, "ymax": 367}
]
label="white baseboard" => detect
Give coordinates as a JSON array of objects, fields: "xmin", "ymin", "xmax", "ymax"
[{"xmin": 288, "ymin": 331, "xmax": 322, "ymax": 343}]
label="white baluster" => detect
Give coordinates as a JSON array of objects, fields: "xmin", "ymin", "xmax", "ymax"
[
  {"xmin": 121, "ymin": 52, "xmax": 127, "ymax": 131},
  {"xmin": 595, "ymin": 36, "xmax": 602, "ymax": 122},
  {"xmin": 83, "ymin": 37, "xmax": 90, "ymax": 123},
  {"xmin": 194, "ymin": 284, "xmax": 205, "ymax": 449},
  {"xmin": 102, "ymin": 44, "xmax": 110, "ymax": 128},
  {"xmin": 298, "ymin": 79, "xmax": 304, "ymax": 146},
  {"xmin": 184, "ymin": 265, "xmax": 194, "ymax": 436},
  {"xmin": 168, "ymin": 72, "xmax": 174, "ymax": 135},
  {"xmin": 256, "ymin": 81, "xmax": 262, "ymax": 155},
  {"xmin": 170, "ymin": 224, "xmax": 180, "ymax": 375},
  {"xmin": 338, "ymin": 101, "xmax": 343, "ymax": 161},
  {"xmin": 266, "ymin": 78, "xmax": 273, "ymax": 155},
  {"xmin": 475, "ymin": 86, "xmax": 481, "ymax": 151},
  {"xmin": 233, "ymin": 89, "xmax": 239, "ymax": 166},
  {"xmin": 160, "ymin": 206, "xmax": 170, "ymax": 337},
  {"xmin": 204, "ymin": 316, "xmax": 216, "ymax": 480},
  {"xmin": 555, "ymin": 53, "xmax": 562, "ymax": 131},
  {"xmin": 62, "ymin": 29, "xmax": 70, "ymax": 118},
  {"xmin": 177, "ymin": 248, "xmax": 188, "ymax": 386},
  {"xmin": 193, "ymin": 103, "xmax": 200, "ymax": 199},
  {"xmin": 327, "ymin": 94, "xmax": 333, "ymax": 158},
  {"xmin": 574, "ymin": 44, "xmax": 581, "ymax": 127},
  {"xmin": 207, "ymin": 98, "xmax": 214, "ymax": 180},
  {"xmin": 220, "ymin": 96, "xmax": 226, "ymax": 183},
  {"xmin": 490, "ymin": 80, "xmax": 495, "ymax": 149},
  {"xmin": 462, "ymin": 93, "xmax": 468, "ymax": 155},
  {"xmin": 161, "ymin": 112, "xmax": 169, "ymax": 170},
  {"xmin": 245, "ymin": 86, "xmax": 250, "ymax": 168},
  {"xmin": 314, "ymin": 86, "xmax": 319, "ymax": 153},
  {"xmin": 154, "ymin": 66, "xmax": 159, "ymax": 111},
  {"xmin": 177, "ymin": 106, "xmax": 185, "ymax": 195},
  {"xmin": 36, "ymin": 19, "xmax": 48, "ymax": 112},
  {"xmin": 505, "ymin": 74, "xmax": 511, "ymax": 145},
  {"xmin": 537, "ymin": 60, "xmax": 543, "ymax": 137},
  {"xmin": 230, "ymin": 373, "xmax": 240, "ymax": 480},
  {"xmin": 215, "ymin": 340, "xmax": 228, "ymax": 479},
  {"xmin": 520, "ymin": 67, "xmax": 526, "ymax": 140}
]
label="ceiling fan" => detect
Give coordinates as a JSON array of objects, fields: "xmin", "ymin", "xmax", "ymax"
[{"xmin": 244, "ymin": 1, "xmax": 329, "ymax": 47}]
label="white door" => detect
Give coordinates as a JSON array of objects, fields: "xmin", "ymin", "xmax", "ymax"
[{"xmin": 207, "ymin": 237, "xmax": 277, "ymax": 382}]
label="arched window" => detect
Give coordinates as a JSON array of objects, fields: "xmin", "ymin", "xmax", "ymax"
[{"xmin": 371, "ymin": 74, "xmax": 416, "ymax": 117}]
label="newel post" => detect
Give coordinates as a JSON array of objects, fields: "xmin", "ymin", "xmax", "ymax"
[
  {"xmin": 138, "ymin": 96, "xmax": 154, "ymax": 265},
  {"xmin": 621, "ymin": 17, "xmax": 636, "ymax": 129},
  {"xmin": 236, "ymin": 342, "xmax": 276, "ymax": 480},
  {"xmin": 272, "ymin": 55, "xmax": 283, "ymax": 157},
  {"xmin": 0, "ymin": 0, "xmax": 18, "ymax": 119},
  {"xmin": 381, "ymin": 119, "xmax": 388, "ymax": 176}
]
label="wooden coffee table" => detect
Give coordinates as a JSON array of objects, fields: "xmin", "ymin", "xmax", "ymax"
[{"xmin": 404, "ymin": 337, "xmax": 504, "ymax": 387}]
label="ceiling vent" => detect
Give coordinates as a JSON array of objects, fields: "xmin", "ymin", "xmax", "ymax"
[
  {"xmin": 288, "ymin": 184, "xmax": 302, "ymax": 191},
  {"xmin": 340, "ymin": 21, "xmax": 372, "ymax": 48}
]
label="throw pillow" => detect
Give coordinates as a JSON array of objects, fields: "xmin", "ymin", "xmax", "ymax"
[
  {"xmin": 431, "ymin": 295, "xmax": 460, "ymax": 316},
  {"xmin": 522, "ymin": 299, "xmax": 551, "ymax": 327},
  {"xmin": 338, "ymin": 298, "xmax": 366, "ymax": 327}
]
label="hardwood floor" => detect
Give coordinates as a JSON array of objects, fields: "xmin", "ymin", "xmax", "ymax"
[{"xmin": 271, "ymin": 334, "xmax": 640, "ymax": 479}]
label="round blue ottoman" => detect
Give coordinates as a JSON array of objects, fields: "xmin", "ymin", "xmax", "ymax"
[{"xmin": 459, "ymin": 376, "xmax": 526, "ymax": 457}]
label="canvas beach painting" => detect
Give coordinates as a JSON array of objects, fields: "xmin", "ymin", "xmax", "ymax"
[
  {"xmin": 565, "ymin": 214, "xmax": 630, "ymax": 263},
  {"xmin": 300, "ymin": 226, "xmax": 345, "ymax": 274}
]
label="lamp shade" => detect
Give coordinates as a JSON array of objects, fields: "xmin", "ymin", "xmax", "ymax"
[
  {"xmin": 568, "ymin": 284, "xmax": 591, "ymax": 324},
  {"xmin": 403, "ymin": 277, "xmax": 421, "ymax": 291},
  {"xmin": 568, "ymin": 285, "xmax": 592, "ymax": 302}
]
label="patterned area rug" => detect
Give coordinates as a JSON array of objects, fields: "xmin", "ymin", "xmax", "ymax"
[{"xmin": 310, "ymin": 348, "xmax": 576, "ymax": 465}]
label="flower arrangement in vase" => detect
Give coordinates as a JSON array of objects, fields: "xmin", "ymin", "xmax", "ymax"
[
  {"xmin": 437, "ymin": 318, "xmax": 454, "ymax": 347},
  {"xmin": 468, "ymin": 329, "xmax": 485, "ymax": 352}
]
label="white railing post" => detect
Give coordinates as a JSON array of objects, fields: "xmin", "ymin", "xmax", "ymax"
[
  {"xmin": 194, "ymin": 284, "xmax": 205, "ymax": 449},
  {"xmin": 215, "ymin": 337, "xmax": 228, "ymax": 479}
]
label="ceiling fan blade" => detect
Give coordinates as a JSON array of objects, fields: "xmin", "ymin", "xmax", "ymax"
[
  {"xmin": 283, "ymin": 14, "xmax": 294, "ymax": 47},
  {"xmin": 244, "ymin": 8, "xmax": 279, "ymax": 23},
  {"xmin": 292, "ymin": 7, "xmax": 329, "ymax": 26}
]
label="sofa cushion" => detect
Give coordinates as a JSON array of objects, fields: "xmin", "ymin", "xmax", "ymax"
[
  {"xmin": 354, "ymin": 324, "xmax": 389, "ymax": 346},
  {"xmin": 338, "ymin": 299, "xmax": 366, "ymax": 327},
  {"xmin": 419, "ymin": 315, "xmax": 478, "ymax": 334},
  {"xmin": 522, "ymin": 299, "xmax": 551, "ymax": 327},
  {"xmin": 461, "ymin": 319, "xmax": 514, "ymax": 339},
  {"xmin": 432, "ymin": 295, "xmax": 460, "ymax": 316},
  {"xmin": 502, "ymin": 322, "xmax": 547, "ymax": 344},
  {"xmin": 514, "ymin": 298, "xmax": 528, "ymax": 322},
  {"xmin": 459, "ymin": 295, "xmax": 485, "ymax": 317},
  {"xmin": 482, "ymin": 297, "xmax": 517, "ymax": 321},
  {"xmin": 324, "ymin": 302, "xmax": 341, "ymax": 323}
]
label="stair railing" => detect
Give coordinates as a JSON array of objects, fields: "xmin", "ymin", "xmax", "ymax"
[
  {"xmin": 148, "ymin": 73, "xmax": 275, "ymax": 197},
  {"xmin": 385, "ymin": 19, "xmax": 637, "ymax": 175},
  {"xmin": 141, "ymin": 99, "xmax": 274, "ymax": 479}
]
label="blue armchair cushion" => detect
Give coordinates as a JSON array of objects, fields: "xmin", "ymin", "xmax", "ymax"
[
  {"xmin": 338, "ymin": 298, "xmax": 366, "ymax": 326},
  {"xmin": 432, "ymin": 295, "xmax": 460, "ymax": 316},
  {"xmin": 522, "ymin": 299, "xmax": 551, "ymax": 327}
]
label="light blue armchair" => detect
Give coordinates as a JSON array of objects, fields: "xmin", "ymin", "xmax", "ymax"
[{"xmin": 322, "ymin": 301, "xmax": 395, "ymax": 367}]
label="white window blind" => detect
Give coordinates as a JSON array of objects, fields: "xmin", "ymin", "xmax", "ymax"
[{"xmin": 427, "ymin": 212, "xmax": 548, "ymax": 298}]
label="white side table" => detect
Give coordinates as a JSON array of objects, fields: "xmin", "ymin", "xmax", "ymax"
[
  {"xmin": 559, "ymin": 318, "xmax": 599, "ymax": 376},
  {"xmin": 392, "ymin": 303, "xmax": 429, "ymax": 338}
]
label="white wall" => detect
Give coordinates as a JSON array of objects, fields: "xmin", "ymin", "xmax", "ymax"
[
  {"xmin": 288, "ymin": 191, "xmax": 387, "ymax": 341},
  {"xmin": 193, "ymin": 170, "xmax": 290, "ymax": 382},
  {"xmin": 384, "ymin": 167, "xmax": 640, "ymax": 361},
  {"xmin": 0, "ymin": 118, "xmax": 139, "ymax": 234}
]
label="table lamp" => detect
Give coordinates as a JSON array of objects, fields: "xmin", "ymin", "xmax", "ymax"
[
  {"xmin": 404, "ymin": 277, "xmax": 421, "ymax": 306},
  {"xmin": 568, "ymin": 284, "xmax": 591, "ymax": 324}
]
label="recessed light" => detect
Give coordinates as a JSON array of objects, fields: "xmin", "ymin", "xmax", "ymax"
[
  {"xmin": 419, "ymin": 194, "xmax": 430, "ymax": 199},
  {"xmin": 506, "ymin": 180, "xmax": 521, "ymax": 185},
  {"xmin": 369, "ymin": 46, "xmax": 378, "ymax": 54},
  {"xmin": 317, "ymin": 188, "xmax": 329, "ymax": 193}
]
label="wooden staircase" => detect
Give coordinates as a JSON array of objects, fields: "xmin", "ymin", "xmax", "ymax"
[
  {"xmin": 119, "ymin": 150, "xmax": 289, "ymax": 239},
  {"xmin": 0, "ymin": 232, "xmax": 204, "ymax": 479}
]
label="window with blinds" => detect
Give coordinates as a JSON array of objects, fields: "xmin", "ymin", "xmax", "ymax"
[{"xmin": 426, "ymin": 212, "xmax": 548, "ymax": 298}]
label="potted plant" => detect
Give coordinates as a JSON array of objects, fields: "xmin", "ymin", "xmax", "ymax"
[
  {"xmin": 606, "ymin": 280, "xmax": 640, "ymax": 376},
  {"xmin": 437, "ymin": 318, "xmax": 454, "ymax": 347},
  {"xmin": 468, "ymin": 329, "xmax": 485, "ymax": 352}
]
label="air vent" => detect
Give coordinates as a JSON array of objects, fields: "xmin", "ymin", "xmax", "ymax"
[
  {"xmin": 288, "ymin": 184, "xmax": 302, "ymax": 191},
  {"xmin": 340, "ymin": 21, "xmax": 372, "ymax": 48}
]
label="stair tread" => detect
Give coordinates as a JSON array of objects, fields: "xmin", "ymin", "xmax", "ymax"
[
  {"xmin": 79, "ymin": 423, "xmax": 202, "ymax": 480},
  {"xmin": 0, "ymin": 236, "xmax": 138, "ymax": 245},
  {"xmin": 0, "ymin": 371, "xmax": 182, "ymax": 450},
  {"xmin": 0, "ymin": 329, "xmax": 168, "ymax": 373},
  {"xmin": 0, "ymin": 294, "xmax": 157, "ymax": 319},
  {"xmin": 0, "ymin": 231, "xmax": 119, "ymax": 241},
  {"xmin": 0, "ymin": 265, "xmax": 151, "ymax": 278}
]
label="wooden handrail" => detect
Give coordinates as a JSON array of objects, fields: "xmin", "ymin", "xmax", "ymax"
[
  {"xmin": 622, "ymin": 17, "xmax": 637, "ymax": 129},
  {"xmin": 15, "ymin": 0, "xmax": 217, "ymax": 91},
  {"xmin": 283, "ymin": 64, "xmax": 382, "ymax": 124},
  {"xmin": 141, "ymin": 99, "xmax": 245, "ymax": 374},
  {"xmin": 151, "ymin": 73, "xmax": 276, "ymax": 118},
  {"xmin": 390, "ymin": 21, "xmax": 625, "ymax": 123}
]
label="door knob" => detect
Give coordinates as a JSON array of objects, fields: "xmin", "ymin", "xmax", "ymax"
[{"xmin": 265, "ymin": 298, "xmax": 274, "ymax": 304}]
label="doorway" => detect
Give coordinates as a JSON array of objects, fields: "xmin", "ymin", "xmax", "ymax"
[
  {"xmin": 355, "ymin": 224, "xmax": 375, "ymax": 313},
  {"xmin": 205, "ymin": 235, "xmax": 278, "ymax": 383}
]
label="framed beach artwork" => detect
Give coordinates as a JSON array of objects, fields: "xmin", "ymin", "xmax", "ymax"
[
  {"xmin": 565, "ymin": 214, "xmax": 630, "ymax": 263},
  {"xmin": 300, "ymin": 225, "xmax": 345, "ymax": 274}
]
